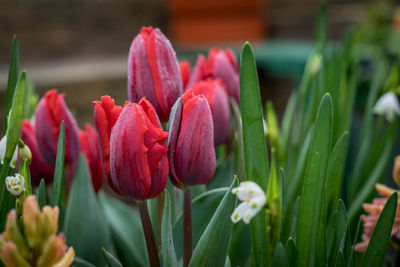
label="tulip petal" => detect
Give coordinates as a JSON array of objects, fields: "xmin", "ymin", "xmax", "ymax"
[{"xmin": 167, "ymin": 97, "xmax": 183, "ymax": 187}]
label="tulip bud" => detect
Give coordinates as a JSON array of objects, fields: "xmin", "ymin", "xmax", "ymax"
[
  {"xmin": 108, "ymin": 98, "xmax": 169, "ymax": 200},
  {"xmin": 128, "ymin": 26, "xmax": 183, "ymax": 121},
  {"xmin": 167, "ymin": 90, "xmax": 216, "ymax": 187},
  {"xmin": 187, "ymin": 48, "xmax": 239, "ymax": 103},
  {"xmin": 93, "ymin": 96, "xmax": 123, "ymax": 193},
  {"xmin": 180, "ymin": 61, "xmax": 190, "ymax": 89},
  {"xmin": 20, "ymin": 120, "xmax": 54, "ymax": 186},
  {"xmin": 393, "ymin": 155, "xmax": 400, "ymax": 188},
  {"xmin": 35, "ymin": 89, "xmax": 80, "ymax": 167},
  {"xmin": 189, "ymin": 79, "xmax": 230, "ymax": 146},
  {"xmin": 79, "ymin": 124, "xmax": 105, "ymax": 193}
]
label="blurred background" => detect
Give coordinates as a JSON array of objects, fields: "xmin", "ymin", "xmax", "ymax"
[{"xmin": 0, "ymin": 0, "xmax": 392, "ymax": 128}]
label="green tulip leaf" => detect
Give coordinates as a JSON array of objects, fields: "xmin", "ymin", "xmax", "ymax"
[
  {"xmin": 162, "ymin": 191, "xmax": 177, "ymax": 267},
  {"xmin": 99, "ymin": 193, "xmax": 148, "ymax": 266},
  {"xmin": 272, "ymin": 243, "xmax": 289, "ymax": 267},
  {"xmin": 102, "ymin": 248, "xmax": 122, "ymax": 267},
  {"xmin": 64, "ymin": 155, "xmax": 109, "ymax": 266},
  {"xmin": 189, "ymin": 178, "xmax": 238, "ymax": 267},
  {"xmin": 173, "ymin": 188, "xmax": 227, "ymax": 259}
]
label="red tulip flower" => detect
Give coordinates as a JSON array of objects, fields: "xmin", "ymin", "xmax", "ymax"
[
  {"xmin": 20, "ymin": 120, "xmax": 54, "ymax": 186},
  {"xmin": 187, "ymin": 48, "xmax": 239, "ymax": 104},
  {"xmin": 94, "ymin": 96, "xmax": 169, "ymax": 200},
  {"xmin": 128, "ymin": 26, "xmax": 183, "ymax": 122},
  {"xmin": 168, "ymin": 90, "xmax": 216, "ymax": 187},
  {"xmin": 189, "ymin": 79, "xmax": 230, "ymax": 146},
  {"xmin": 35, "ymin": 89, "xmax": 80, "ymax": 168},
  {"xmin": 79, "ymin": 124, "xmax": 105, "ymax": 193}
]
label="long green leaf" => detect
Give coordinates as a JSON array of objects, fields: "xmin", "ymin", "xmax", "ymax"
[
  {"xmin": 50, "ymin": 121, "xmax": 65, "ymax": 207},
  {"xmin": 361, "ymin": 192, "xmax": 398, "ymax": 267},
  {"xmin": 162, "ymin": 191, "xmax": 177, "ymax": 267},
  {"xmin": 239, "ymin": 41, "xmax": 270, "ymax": 266},
  {"xmin": 64, "ymin": 155, "xmax": 109, "ymax": 266},
  {"xmin": 189, "ymin": 179, "xmax": 238, "ymax": 267},
  {"xmin": 3, "ymin": 36, "xmax": 20, "ymax": 135},
  {"xmin": 326, "ymin": 132, "xmax": 349, "ymax": 213},
  {"xmin": 296, "ymin": 94, "xmax": 332, "ymax": 267}
]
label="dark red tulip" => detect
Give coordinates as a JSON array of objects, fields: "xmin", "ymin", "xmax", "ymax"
[
  {"xmin": 128, "ymin": 26, "xmax": 183, "ymax": 122},
  {"xmin": 93, "ymin": 95, "xmax": 123, "ymax": 193},
  {"xmin": 167, "ymin": 90, "xmax": 216, "ymax": 187},
  {"xmin": 180, "ymin": 61, "xmax": 190, "ymax": 89},
  {"xmin": 190, "ymin": 79, "xmax": 230, "ymax": 146},
  {"xmin": 107, "ymin": 98, "xmax": 169, "ymax": 200},
  {"xmin": 187, "ymin": 48, "xmax": 239, "ymax": 103},
  {"xmin": 20, "ymin": 120, "xmax": 54, "ymax": 186},
  {"xmin": 35, "ymin": 89, "xmax": 80, "ymax": 167},
  {"xmin": 79, "ymin": 124, "xmax": 105, "ymax": 193}
]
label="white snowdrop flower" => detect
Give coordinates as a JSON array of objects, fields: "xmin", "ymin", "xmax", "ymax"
[
  {"xmin": 0, "ymin": 136, "xmax": 18, "ymax": 168},
  {"xmin": 373, "ymin": 92, "xmax": 400, "ymax": 122},
  {"xmin": 5, "ymin": 173, "xmax": 25, "ymax": 196},
  {"xmin": 231, "ymin": 181, "xmax": 266, "ymax": 224}
]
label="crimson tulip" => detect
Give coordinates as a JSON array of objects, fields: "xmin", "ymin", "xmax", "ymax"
[
  {"xmin": 94, "ymin": 96, "xmax": 169, "ymax": 200},
  {"xmin": 189, "ymin": 79, "xmax": 230, "ymax": 146},
  {"xmin": 187, "ymin": 48, "xmax": 240, "ymax": 104},
  {"xmin": 127, "ymin": 26, "xmax": 183, "ymax": 122},
  {"xmin": 20, "ymin": 120, "xmax": 54, "ymax": 186},
  {"xmin": 35, "ymin": 89, "xmax": 80, "ymax": 167},
  {"xmin": 79, "ymin": 124, "xmax": 105, "ymax": 193},
  {"xmin": 168, "ymin": 90, "xmax": 216, "ymax": 187}
]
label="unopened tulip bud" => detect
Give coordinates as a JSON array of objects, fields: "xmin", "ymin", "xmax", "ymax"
[
  {"xmin": 128, "ymin": 27, "xmax": 183, "ymax": 121},
  {"xmin": 5, "ymin": 174, "xmax": 25, "ymax": 196},
  {"xmin": 35, "ymin": 89, "xmax": 80, "ymax": 167},
  {"xmin": 167, "ymin": 90, "xmax": 216, "ymax": 187},
  {"xmin": 187, "ymin": 48, "xmax": 239, "ymax": 103}
]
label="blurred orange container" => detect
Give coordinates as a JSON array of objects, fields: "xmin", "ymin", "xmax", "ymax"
[{"xmin": 168, "ymin": 0, "xmax": 266, "ymax": 45}]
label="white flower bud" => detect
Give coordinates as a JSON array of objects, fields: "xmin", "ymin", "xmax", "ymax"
[
  {"xmin": 6, "ymin": 173, "xmax": 25, "ymax": 196},
  {"xmin": 373, "ymin": 92, "xmax": 400, "ymax": 122}
]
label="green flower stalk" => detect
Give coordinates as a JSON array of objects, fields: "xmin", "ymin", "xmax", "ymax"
[{"xmin": 0, "ymin": 195, "xmax": 75, "ymax": 267}]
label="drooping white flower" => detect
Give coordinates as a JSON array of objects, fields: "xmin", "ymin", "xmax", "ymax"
[
  {"xmin": 0, "ymin": 136, "xmax": 18, "ymax": 168},
  {"xmin": 231, "ymin": 181, "xmax": 266, "ymax": 224},
  {"xmin": 373, "ymin": 92, "xmax": 400, "ymax": 122},
  {"xmin": 5, "ymin": 173, "xmax": 25, "ymax": 196}
]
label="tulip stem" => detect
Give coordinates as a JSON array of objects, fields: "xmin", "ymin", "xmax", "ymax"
[
  {"xmin": 138, "ymin": 200, "xmax": 160, "ymax": 267},
  {"xmin": 183, "ymin": 188, "xmax": 192, "ymax": 267}
]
